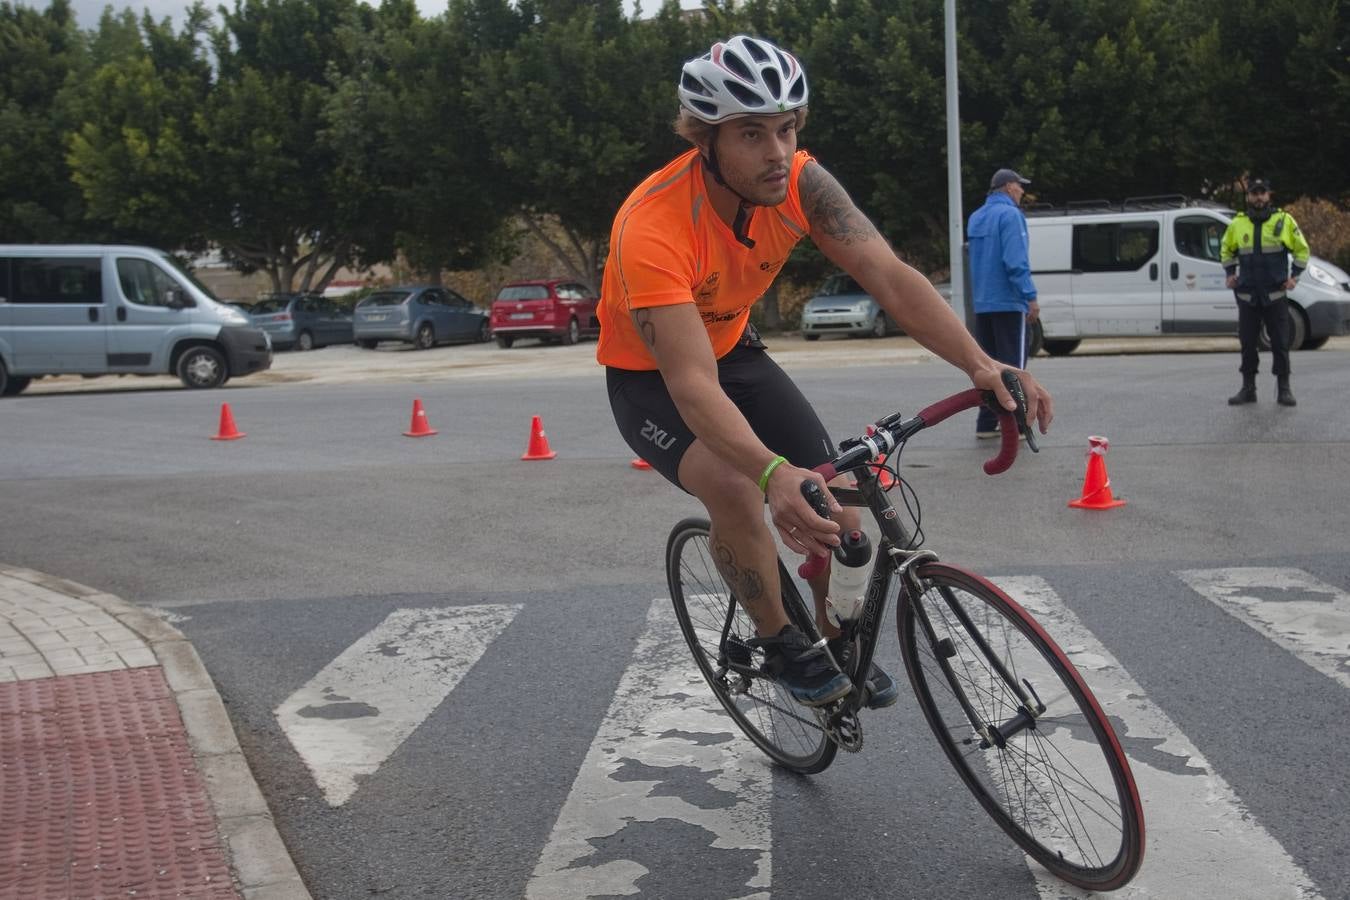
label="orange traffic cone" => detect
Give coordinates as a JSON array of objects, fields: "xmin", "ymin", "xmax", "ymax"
[
  {"xmin": 1068, "ymin": 435, "xmax": 1127, "ymax": 509},
  {"xmin": 521, "ymin": 415, "xmax": 557, "ymax": 460},
  {"xmin": 211, "ymin": 402, "xmax": 245, "ymax": 441},
  {"xmin": 403, "ymin": 398, "xmax": 438, "ymax": 437},
  {"xmin": 631, "ymin": 458, "xmax": 652, "ymax": 470}
]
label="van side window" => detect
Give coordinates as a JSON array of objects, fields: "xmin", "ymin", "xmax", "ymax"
[
  {"xmin": 116, "ymin": 258, "xmax": 181, "ymax": 307},
  {"xmin": 12, "ymin": 257, "xmax": 102, "ymax": 303},
  {"xmin": 1072, "ymin": 223, "xmax": 1159, "ymax": 272},
  {"xmin": 1174, "ymin": 216, "xmax": 1224, "ymax": 263}
]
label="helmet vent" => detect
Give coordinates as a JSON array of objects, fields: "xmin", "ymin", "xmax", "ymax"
[
  {"xmin": 725, "ymin": 81, "xmax": 766, "ymax": 108},
  {"xmin": 762, "ymin": 68, "xmax": 782, "ymax": 98},
  {"xmin": 722, "ymin": 50, "xmax": 754, "ymax": 83}
]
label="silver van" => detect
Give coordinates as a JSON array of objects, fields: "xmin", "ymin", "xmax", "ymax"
[
  {"xmin": 0, "ymin": 245, "xmax": 272, "ymax": 395},
  {"xmin": 1025, "ymin": 197, "xmax": 1350, "ymax": 355}
]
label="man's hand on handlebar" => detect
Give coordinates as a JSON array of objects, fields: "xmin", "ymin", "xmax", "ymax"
[
  {"xmin": 973, "ymin": 365, "xmax": 1054, "ymax": 435},
  {"xmin": 765, "ymin": 462, "xmax": 841, "ymax": 557}
]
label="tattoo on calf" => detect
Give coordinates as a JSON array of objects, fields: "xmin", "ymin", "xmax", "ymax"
[
  {"xmin": 712, "ymin": 538, "xmax": 768, "ymax": 630},
  {"xmin": 800, "ymin": 163, "xmax": 879, "ymax": 246},
  {"xmin": 633, "ymin": 309, "xmax": 657, "ymax": 348}
]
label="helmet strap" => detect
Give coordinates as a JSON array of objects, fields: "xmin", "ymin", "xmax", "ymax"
[{"xmin": 702, "ymin": 142, "xmax": 757, "ymax": 249}]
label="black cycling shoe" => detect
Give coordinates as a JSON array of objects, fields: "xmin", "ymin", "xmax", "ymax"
[
  {"xmin": 753, "ymin": 625, "xmax": 852, "ymax": 707},
  {"xmin": 828, "ymin": 637, "xmax": 899, "ymax": 709}
]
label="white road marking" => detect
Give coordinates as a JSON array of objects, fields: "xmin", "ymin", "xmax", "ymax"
[
  {"xmin": 274, "ymin": 604, "xmax": 521, "ymax": 806},
  {"xmin": 1178, "ymin": 567, "xmax": 1350, "ymax": 690},
  {"xmin": 994, "ymin": 576, "xmax": 1321, "ymax": 900},
  {"xmin": 526, "ymin": 598, "xmax": 771, "ymax": 900}
]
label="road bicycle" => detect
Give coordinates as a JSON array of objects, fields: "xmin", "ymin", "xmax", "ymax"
[{"xmin": 665, "ymin": 373, "xmax": 1145, "ymax": 891}]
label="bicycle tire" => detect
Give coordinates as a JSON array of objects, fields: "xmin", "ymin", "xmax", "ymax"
[
  {"xmin": 898, "ymin": 562, "xmax": 1144, "ymax": 890},
  {"xmin": 666, "ymin": 517, "xmax": 838, "ymax": 774}
]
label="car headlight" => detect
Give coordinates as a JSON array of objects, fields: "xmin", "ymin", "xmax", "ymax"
[{"xmin": 1305, "ymin": 262, "xmax": 1338, "ymax": 288}]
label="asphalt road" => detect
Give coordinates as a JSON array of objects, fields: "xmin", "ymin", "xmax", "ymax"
[{"xmin": 3, "ymin": 337, "xmax": 1349, "ymax": 899}]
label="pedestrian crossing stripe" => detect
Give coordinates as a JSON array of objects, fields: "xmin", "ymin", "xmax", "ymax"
[
  {"xmin": 993, "ymin": 576, "xmax": 1322, "ymax": 900},
  {"xmin": 526, "ymin": 597, "xmax": 772, "ymax": 900},
  {"xmin": 1177, "ymin": 567, "xmax": 1350, "ymax": 691},
  {"xmin": 275, "ymin": 604, "xmax": 522, "ymax": 807}
]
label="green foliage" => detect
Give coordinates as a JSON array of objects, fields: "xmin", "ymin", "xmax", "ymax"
[{"xmin": 2, "ymin": 0, "xmax": 1346, "ymax": 291}]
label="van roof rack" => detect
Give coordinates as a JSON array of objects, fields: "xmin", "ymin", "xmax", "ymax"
[{"xmin": 1024, "ymin": 194, "xmax": 1233, "ymax": 217}]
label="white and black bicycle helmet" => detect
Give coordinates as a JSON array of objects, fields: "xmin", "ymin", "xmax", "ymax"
[{"xmin": 678, "ymin": 35, "xmax": 808, "ymax": 123}]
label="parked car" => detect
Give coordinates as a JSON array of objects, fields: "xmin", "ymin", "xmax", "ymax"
[
  {"xmin": 799, "ymin": 273, "xmax": 909, "ymax": 340},
  {"xmin": 489, "ymin": 279, "xmax": 600, "ymax": 347},
  {"xmin": 353, "ymin": 285, "xmax": 489, "ymax": 349},
  {"xmin": 0, "ymin": 244, "xmax": 272, "ymax": 394},
  {"xmin": 247, "ymin": 293, "xmax": 353, "ymax": 351}
]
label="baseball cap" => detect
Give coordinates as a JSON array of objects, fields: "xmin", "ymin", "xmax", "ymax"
[
  {"xmin": 1247, "ymin": 177, "xmax": 1271, "ymax": 193},
  {"xmin": 990, "ymin": 168, "xmax": 1031, "ymax": 190}
]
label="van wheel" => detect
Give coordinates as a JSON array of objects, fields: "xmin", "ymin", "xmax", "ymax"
[
  {"xmin": 1042, "ymin": 339, "xmax": 1081, "ymax": 357},
  {"xmin": 495, "ymin": 334, "xmax": 514, "ymax": 348},
  {"xmin": 0, "ymin": 362, "xmax": 32, "ymax": 396},
  {"xmin": 177, "ymin": 346, "xmax": 228, "ymax": 389},
  {"xmin": 297, "ymin": 330, "xmax": 314, "ymax": 351},
  {"xmin": 1301, "ymin": 335, "xmax": 1329, "ymax": 351},
  {"xmin": 562, "ymin": 318, "xmax": 580, "ymax": 346},
  {"xmin": 1028, "ymin": 320, "xmax": 1044, "ymax": 358},
  {"xmin": 1258, "ymin": 304, "xmax": 1307, "ymax": 352},
  {"xmin": 414, "ymin": 323, "xmax": 435, "ymax": 350}
]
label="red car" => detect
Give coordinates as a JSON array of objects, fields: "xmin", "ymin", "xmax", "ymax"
[{"xmin": 489, "ymin": 279, "xmax": 601, "ymax": 347}]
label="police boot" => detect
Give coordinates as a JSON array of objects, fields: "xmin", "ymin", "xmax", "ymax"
[
  {"xmin": 1277, "ymin": 376, "xmax": 1296, "ymax": 407},
  {"xmin": 1227, "ymin": 376, "xmax": 1256, "ymax": 405}
]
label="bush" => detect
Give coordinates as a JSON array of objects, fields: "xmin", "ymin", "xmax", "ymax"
[{"xmin": 1285, "ymin": 198, "xmax": 1350, "ymax": 272}]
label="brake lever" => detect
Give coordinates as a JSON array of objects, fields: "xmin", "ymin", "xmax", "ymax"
[
  {"xmin": 980, "ymin": 371, "xmax": 1039, "ymax": 454},
  {"xmin": 1001, "ymin": 370, "xmax": 1038, "ymax": 453}
]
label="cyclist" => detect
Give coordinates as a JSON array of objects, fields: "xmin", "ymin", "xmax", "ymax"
[{"xmin": 598, "ymin": 35, "xmax": 1052, "ymax": 708}]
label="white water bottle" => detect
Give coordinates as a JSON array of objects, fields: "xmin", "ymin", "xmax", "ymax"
[{"xmin": 825, "ymin": 529, "xmax": 872, "ymax": 627}]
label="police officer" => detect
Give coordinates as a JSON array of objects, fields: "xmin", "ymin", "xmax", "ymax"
[{"xmin": 1220, "ymin": 177, "xmax": 1310, "ymax": 407}]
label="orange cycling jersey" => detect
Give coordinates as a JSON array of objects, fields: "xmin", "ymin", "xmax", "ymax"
[{"xmin": 596, "ymin": 148, "xmax": 814, "ymax": 371}]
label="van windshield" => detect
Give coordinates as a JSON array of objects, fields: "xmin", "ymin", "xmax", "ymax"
[{"xmin": 158, "ymin": 252, "xmax": 224, "ymax": 303}]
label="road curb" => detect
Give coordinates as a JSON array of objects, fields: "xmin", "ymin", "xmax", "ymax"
[{"xmin": 0, "ymin": 565, "xmax": 312, "ymax": 900}]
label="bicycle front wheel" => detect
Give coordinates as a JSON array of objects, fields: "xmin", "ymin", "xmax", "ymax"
[
  {"xmin": 666, "ymin": 518, "xmax": 837, "ymax": 774},
  {"xmin": 898, "ymin": 563, "xmax": 1144, "ymax": 891}
]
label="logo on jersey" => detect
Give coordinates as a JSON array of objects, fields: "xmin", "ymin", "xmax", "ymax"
[
  {"xmin": 759, "ymin": 258, "xmax": 786, "ymax": 274},
  {"xmin": 641, "ymin": 419, "xmax": 678, "ymax": 450},
  {"xmin": 695, "ymin": 272, "xmax": 721, "ymax": 305}
]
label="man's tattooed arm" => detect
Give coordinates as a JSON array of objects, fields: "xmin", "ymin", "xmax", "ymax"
[
  {"xmin": 799, "ymin": 162, "xmax": 881, "ymax": 246},
  {"xmin": 633, "ymin": 308, "xmax": 657, "ymax": 349}
]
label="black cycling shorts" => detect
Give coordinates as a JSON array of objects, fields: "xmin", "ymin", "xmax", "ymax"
[{"xmin": 606, "ymin": 342, "xmax": 836, "ymax": 491}]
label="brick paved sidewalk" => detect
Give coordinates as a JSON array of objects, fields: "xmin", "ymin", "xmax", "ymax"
[{"xmin": 0, "ymin": 565, "xmax": 309, "ymax": 900}]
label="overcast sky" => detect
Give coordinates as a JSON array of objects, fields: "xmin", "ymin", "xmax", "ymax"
[{"xmin": 48, "ymin": 0, "xmax": 703, "ymax": 30}]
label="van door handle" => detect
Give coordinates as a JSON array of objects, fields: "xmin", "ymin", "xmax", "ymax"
[
  {"xmin": 117, "ymin": 307, "xmax": 127, "ymax": 322},
  {"xmin": 1149, "ymin": 263, "xmax": 1158, "ymax": 281},
  {"xmin": 1170, "ymin": 262, "xmax": 1179, "ymax": 280},
  {"xmin": 88, "ymin": 306, "xmax": 99, "ymax": 322}
]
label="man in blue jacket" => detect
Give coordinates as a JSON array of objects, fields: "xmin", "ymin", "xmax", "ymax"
[{"xmin": 968, "ymin": 168, "xmax": 1039, "ymax": 438}]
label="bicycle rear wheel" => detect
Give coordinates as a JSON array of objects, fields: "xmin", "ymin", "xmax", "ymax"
[
  {"xmin": 666, "ymin": 517, "xmax": 837, "ymax": 774},
  {"xmin": 898, "ymin": 562, "xmax": 1144, "ymax": 891}
]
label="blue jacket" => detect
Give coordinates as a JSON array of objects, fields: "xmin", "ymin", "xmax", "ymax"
[{"xmin": 968, "ymin": 192, "xmax": 1037, "ymax": 313}]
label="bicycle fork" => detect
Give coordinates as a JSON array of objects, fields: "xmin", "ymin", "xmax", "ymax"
[{"xmin": 901, "ymin": 564, "xmax": 1047, "ymax": 750}]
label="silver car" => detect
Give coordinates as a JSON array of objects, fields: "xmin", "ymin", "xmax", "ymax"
[
  {"xmin": 248, "ymin": 294, "xmax": 353, "ymax": 351},
  {"xmin": 800, "ymin": 274, "xmax": 900, "ymax": 340},
  {"xmin": 353, "ymin": 285, "xmax": 490, "ymax": 349}
]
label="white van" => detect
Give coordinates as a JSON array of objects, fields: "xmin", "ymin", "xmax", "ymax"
[
  {"xmin": 1024, "ymin": 196, "xmax": 1350, "ymax": 355},
  {"xmin": 0, "ymin": 245, "xmax": 272, "ymax": 395}
]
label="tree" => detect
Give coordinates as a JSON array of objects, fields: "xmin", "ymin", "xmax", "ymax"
[{"xmin": 0, "ymin": 0, "xmax": 89, "ymax": 241}]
